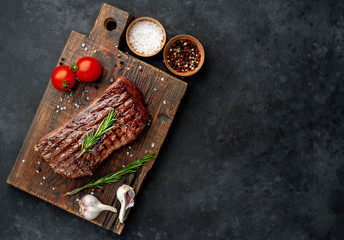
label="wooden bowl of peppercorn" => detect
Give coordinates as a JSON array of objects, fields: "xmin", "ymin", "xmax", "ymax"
[{"xmin": 163, "ymin": 34, "xmax": 205, "ymax": 77}]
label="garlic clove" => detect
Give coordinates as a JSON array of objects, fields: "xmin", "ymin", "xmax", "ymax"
[
  {"xmin": 116, "ymin": 184, "xmax": 135, "ymax": 223},
  {"xmin": 79, "ymin": 194, "xmax": 117, "ymax": 220}
]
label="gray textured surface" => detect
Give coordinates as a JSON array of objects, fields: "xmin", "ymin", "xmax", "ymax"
[{"xmin": 1, "ymin": 0, "xmax": 344, "ymax": 239}]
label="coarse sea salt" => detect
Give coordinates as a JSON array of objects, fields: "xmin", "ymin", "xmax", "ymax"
[{"xmin": 128, "ymin": 21, "xmax": 164, "ymax": 55}]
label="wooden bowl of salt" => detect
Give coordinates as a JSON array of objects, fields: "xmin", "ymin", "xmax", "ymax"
[{"xmin": 126, "ymin": 17, "xmax": 166, "ymax": 57}]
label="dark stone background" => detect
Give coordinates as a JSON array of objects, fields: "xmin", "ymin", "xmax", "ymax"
[{"xmin": 1, "ymin": 0, "xmax": 344, "ymax": 239}]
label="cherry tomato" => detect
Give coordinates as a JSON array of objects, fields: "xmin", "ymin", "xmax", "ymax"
[
  {"xmin": 71, "ymin": 56, "xmax": 102, "ymax": 82},
  {"xmin": 51, "ymin": 65, "xmax": 76, "ymax": 91}
]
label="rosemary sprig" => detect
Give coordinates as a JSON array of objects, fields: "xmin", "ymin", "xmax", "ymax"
[
  {"xmin": 64, "ymin": 153, "xmax": 155, "ymax": 196},
  {"xmin": 79, "ymin": 109, "xmax": 118, "ymax": 157}
]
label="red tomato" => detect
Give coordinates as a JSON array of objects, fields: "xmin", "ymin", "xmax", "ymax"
[
  {"xmin": 51, "ymin": 65, "xmax": 76, "ymax": 91},
  {"xmin": 71, "ymin": 56, "xmax": 102, "ymax": 82}
]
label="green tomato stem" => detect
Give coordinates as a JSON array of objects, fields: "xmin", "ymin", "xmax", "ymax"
[{"xmin": 70, "ymin": 63, "xmax": 79, "ymax": 72}]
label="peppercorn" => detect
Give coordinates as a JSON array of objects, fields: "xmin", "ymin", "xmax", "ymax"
[{"xmin": 167, "ymin": 39, "xmax": 200, "ymax": 73}]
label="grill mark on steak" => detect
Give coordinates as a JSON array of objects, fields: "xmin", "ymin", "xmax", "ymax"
[
  {"xmin": 52, "ymin": 98, "xmax": 139, "ymax": 176},
  {"xmin": 34, "ymin": 77, "xmax": 150, "ymax": 178},
  {"xmin": 41, "ymin": 92, "xmax": 129, "ymax": 158},
  {"xmin": 48, "ymin": 99, "xmax": 133, "ymax": 172},
  {"xmin": 42, "ymin": 90, "xmax": 135, "ymax": 168}
]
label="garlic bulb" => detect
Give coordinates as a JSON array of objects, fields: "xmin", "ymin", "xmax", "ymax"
[
  {"xmin": 79, "ymin": 194, "xmax": 117, "ymax": 220},
  {"xmin": 116, "ymin": 184, "xmax": 135, "ymax": 223}
]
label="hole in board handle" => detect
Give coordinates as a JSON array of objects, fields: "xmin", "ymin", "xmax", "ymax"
[{"xmin": 104, "ymin": 18, "xmax": 117, "ymax": 31}]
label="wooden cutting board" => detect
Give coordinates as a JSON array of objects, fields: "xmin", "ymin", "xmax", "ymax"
[{"xmin": 6, "ymin": 3, "xmax": 187, "ymax": 235}]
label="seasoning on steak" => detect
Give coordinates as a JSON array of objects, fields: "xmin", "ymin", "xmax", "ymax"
[{"xmin": 34, "ymin": 77, "xmax": 150, "ymax": 179}]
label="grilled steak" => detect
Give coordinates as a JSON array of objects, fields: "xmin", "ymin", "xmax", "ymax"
[{"xmin": 34, "ymin": 77, "xmax": 150, "ymax": 179}]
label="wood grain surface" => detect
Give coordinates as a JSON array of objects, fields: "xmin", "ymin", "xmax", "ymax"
[{"xmin": 6, "ymin": 3, "xmax": 187, "ymax": 235}]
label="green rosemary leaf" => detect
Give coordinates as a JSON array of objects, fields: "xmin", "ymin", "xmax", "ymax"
[
  {"xmin": 79, "ymin": 109, "xmax": 118, "ymax": 157},
  {"xmin": 63, "ymin": 154, "xmax": 155, "ymax": 196}
]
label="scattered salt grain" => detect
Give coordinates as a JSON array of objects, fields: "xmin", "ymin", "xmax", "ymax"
[
  {"xmin": 57, "ymin": 105, "xmax": 59, "ymax": 108},
  {"xmin": 60, "ymin": 98, "xmax": 63, "ymax": 102},
  {"xmin": 145, "ymin": 150, "xmax": 147, "ymax": 153},
  {"xmin": 84, "ymin": 47, "xmax": 88, "ymax": 51},
  {"xmin": 151, "ymin": 143, "xmax": 155, "ymax": 148},
  {"xmin": 127, "ymin": 152, "xmax": 130, "ymax": 156},
  {"xmin": 129, "ymin": 146, "xmax": 132, "ymax": 149},
  {"xmin": 76, "ymin": 198, "xmax": 80, "ymax": 202},
  {"xmin": 163, "ymin": 100, "xmax": 166, "ymax": 105},
  {"xmin": 161, "ymin": 77, "xmax": 164, "ymax": 81},
  {"xmin": 93, "ymin": 50, "xmax": 97, "ymax": 53},
  {"xmin": 147, "ymin": 123, "xmax": 150, "ymax": 126},
  {"xmin": 82, "ymin": 43, "xmax": 86, "ymax": 47},
  {"xmin": 86, "ymin": 97, "xmax": 89, "ymax": 100},
  {"xmin": 109, "ymin": 78, "xmax": 114, "ymax": 83},
  {"xmin": 128, "ymin": 21, "xmax": 164, "ymax": 55},
  {"xmin": 36, "ymin": 170, "xmax": 39, "ymax": 173},
  {"xmin": 52, "ymin": 187, "xmax": 55, "ymax": 190},
  {"xmin": 153, "ymin": 88, "xmax": 156, "ymax": 91},
  {"xmin": 90, "ymin": 191, "xmax": 94, "ymax": 195},
  {"xmin": 56, "ymin": 110, "xmax": 59, "ymax": 113},
  {"xmin": 130, "ymin": 154, "xmax": 133, "ymax": 157},
  {"xmin": 122, "ymin": 165, "xmax": 125, "ymax": 168},
  {"xmin": 43, "ymin": 176, "xmax": 46, "ymax": 180},
  {"xmin": 115, "ymin": 45, "xmax": 118, "ymax": 48},
  {"xmin": 40, "ymin": 182, "xmax": 43, "ymax": 185},
  {"xmin": 37, "ymin": 161, "xmax": 40, "ymax": 165}
]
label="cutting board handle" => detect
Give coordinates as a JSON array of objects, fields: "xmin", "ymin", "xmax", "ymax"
[{"xmin": 89, "ymin": 3, "xmax": 133, "ymax": 47}]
